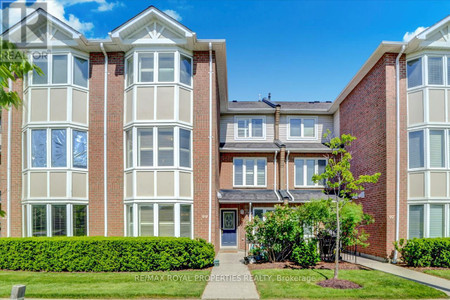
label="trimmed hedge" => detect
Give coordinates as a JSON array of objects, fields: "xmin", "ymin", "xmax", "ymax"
[
  {"xmin": 397, "ymin": 238, "xmax": 450, "ymax": 267},
  {"xmin": 0, "ymin": 237, "xmax": 215, "ymax": 272}
]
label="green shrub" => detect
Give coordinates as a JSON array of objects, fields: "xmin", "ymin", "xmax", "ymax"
[
  {"xmin": 0, "ymin": 237, "xmax": 215, "ymax": 272},
  {"xmin": 395, "ymin": 238, "xmax": 450, "ymax": 267},
  {"xmin": 291, "ymin": 240, "xmax": 320, "ymax": 268}
]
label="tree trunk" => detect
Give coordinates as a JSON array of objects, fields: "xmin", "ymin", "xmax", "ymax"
[{"xmin": 334, "ymin": 199, "xmax": 340, "ymax": 279}]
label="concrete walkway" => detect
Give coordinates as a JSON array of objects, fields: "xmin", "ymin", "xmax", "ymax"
[
  {"xmin": 202, "ymin": 251, "xmax": 259, "ymax": 300},
  {"xmin": 344, "ymin": 255, "xmax": 450, "ymax": 296}
]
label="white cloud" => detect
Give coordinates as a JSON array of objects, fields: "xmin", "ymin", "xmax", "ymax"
[
  {"xmin": 403, "ymin": 26, "xmax": 428, "ymax": 42},
  {"xmin": 163, "ymin": 9, "xmax": 182, "ymax": 21}
]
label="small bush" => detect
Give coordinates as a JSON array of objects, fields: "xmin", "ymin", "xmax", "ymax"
[
  {"xmin": 0, "ymin": 237, "xmax": 215, "ymax": 272},
  {"xmin": 291, "ymin": 240, "xmax": 320, "ymax": 268},
  {"xmin": 396, "ymin": 237, "xmax": 450, "ymax": 267}
]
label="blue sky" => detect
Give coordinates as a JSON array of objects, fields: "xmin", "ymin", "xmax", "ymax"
[{"xmin": 3, "ymin": 0, "xmax": 450, "ymax": 102}]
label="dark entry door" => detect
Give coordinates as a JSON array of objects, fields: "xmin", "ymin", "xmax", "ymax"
[{"xmin": 221, "ymin": 210, "xmax": 237, "ymax": 246}]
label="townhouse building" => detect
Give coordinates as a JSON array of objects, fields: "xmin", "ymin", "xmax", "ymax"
[{"xmin": 1, "ymin": 6, "xmax": 450, "ymax": 260}]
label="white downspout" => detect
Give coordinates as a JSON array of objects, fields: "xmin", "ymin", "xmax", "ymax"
[
  {"xmin": 6, "ymin": 79, "xmax": 12, "ymax": 237},
  {"xmin": 286, "ymin": 151, "xmax": 294, "ymax": 201},
  {"xmin": 394, "ymin": 45, "xmax": 406, "ymax": 263},
  {"xmin": 208, "ymin": 42, "xmax": 213, "ymax": 242},
  {"xmin": 100, "ymin": 43, "xmax": 108, "ymax": 237},
  {"xmin": 274, "ymin": 151, "xmax": 281, "ymax": 201}
]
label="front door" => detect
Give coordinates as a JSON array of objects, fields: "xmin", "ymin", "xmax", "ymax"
[{"xmin": 221, "ymin": 210, "xmax": 237, "ymax": 247}]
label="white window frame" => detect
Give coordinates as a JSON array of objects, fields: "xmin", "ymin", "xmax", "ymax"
[
  {"xmin": 287, "ymin": 116, "xmax": 318, "ymax": 140},
  {"xmin": 427, "ymin": 55, "xmax": 444, "ymax": 86},
  {"xmin": 233, "ymin": 157, "xmax": 267, "ymax": 188},
  {"xmin": 407, "ymin": 129, "xmax": 426, "ymax": 171},
  {"xmin": 253, "ymin": 207, "xmax": 274, "ymax": 221},
  {"xmin": 294, "ymin": 157, "xmax": 327, "ymax": 187},
  {"xmin": 406, "ymin": 55, "xmax": 425, "ymax": 91},
  {"xmin": 234, "ymin": 116, "xmax": 266, "ymax": 140},
  {"xmin": 407, "ymin": 203, "xmax": 450, "ymax": 239}
]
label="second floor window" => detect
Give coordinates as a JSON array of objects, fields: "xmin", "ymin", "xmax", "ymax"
[
  {"xmin": 289, "ymin": 118, "xmax": 316, "ymax": 138},
  {"xmin": 407, "ymin": 58, "xmax": 422, "ymax": 88},
  {"xmin": 408, "ymin": 130, "xmax": 424, "ymax": 169},
  {"xmin": 236, "ymin": 117, "xmax": 264, "ymax": 139},
  {"xmin": 234, "ymin": 158, "xmax": 266, "ymax": 187},
  {"xmin": 294, "ymin": 158, "xmax": 326, "ymax": 187}
]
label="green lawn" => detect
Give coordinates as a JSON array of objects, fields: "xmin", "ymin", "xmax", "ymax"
[
  {"xmin": 0, "ymin": 270, "xmax": 210, "ymax": 298},
  {"xmin": 423, "ymin": 269, "xmax": 450, "ymax": 280},
  {"xmin": 251, "ymin": 269, "xmax": 448, "ymax": 299}
]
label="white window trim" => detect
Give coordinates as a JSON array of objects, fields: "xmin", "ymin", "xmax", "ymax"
[
  {"xmin": 232, "ymin": 157, "xmax": 267, "ymax": 188},
  {"xmin": 407, "ymin": 203, "xmax": 450, "ymax": 239},
  {"xmin": 427, "ymin": 55, "xmax": 445, "ymax": 87},
  {"xmin": 293, "ymin": 157, "xmax": 327, "ymax": 188},
  {"xmin": 253, "ymin": 207, "xmax": 274, "ymax": 221},
  {"xmin": 406, "ymin": 56, "xmax": 425, "ymax": 90},
  {"xmin": 233, "ymin": 116, "xmax": 266, "ymax": 140},
  {"xmin": 287, "ymin": 116, "xmax": 318, "ymax": 140}
]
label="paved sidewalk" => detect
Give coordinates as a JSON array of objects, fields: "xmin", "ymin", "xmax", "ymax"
[
  {"xmin": 344, "ymin": 255, "xmax": 450, "ymax": 296},
  {"xmin": 202, "ymin": 251, "xmax": 259, "ymax": 300}
]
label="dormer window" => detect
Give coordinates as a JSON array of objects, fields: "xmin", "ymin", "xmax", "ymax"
[
  {"xmin": 235, "ymin": 117, "xmax": 265, "ymax": 139},
  {"xmin": 288, "ymin": 117, "xmax": 316, "ymax": 139}
]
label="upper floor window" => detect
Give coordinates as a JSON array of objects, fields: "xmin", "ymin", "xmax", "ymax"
[
  {"xmin": 138, "ymin": 53, "xmax": 154, "ymax": 82},
  {"xmin": 180, "ymin": 54, "xmax": 192, "ymax": 86},
  {"xmin": 407, "ymin": 58, "xmax": 422, "ymax": 88},
  {"xmin": 294, "ymin": 158, "xmax": 326, "ymax": 187},
  {"xmin": 233, "ymin": 158, "xmax": 266, "ymax": 187},
  {"xmin": 408, "ymin": 130, "xmax": 424, "ymax": 169},
  {"xmin": 428, "ymin": 56, "xmax": 443, "ymax": 85},
  {"xmin": 235, "ymin": 117, "xmax": 264, "ymax": 139},
  {"xmin": 73, "ymin": 57, "xmax": 89, "ymax": 87},
  {"xmin": 158, "ymin": 53, "xmax": 174, "ymax": 82},
  {"xmin": 289, "ymin": 117, "xmax": 316, "ymax": 139}
]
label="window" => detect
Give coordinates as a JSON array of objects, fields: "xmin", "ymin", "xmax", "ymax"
[
  {"xmin": 51, "ymin": 129, "xmax": 67, "ymax": 167},
  {"xmin": 32, "ymin": 205, "xmax": 47, "ymax": 236},
  {"xmin": 234, "ymin": 158, "xmax": 266, "ymax": 187},
  {"xmin": 158, "ymin": 128, "xmax": 174, "ymax": 166},
  {"xmin": 139, "ymin": 205, "xmax": 154, "ymax": 236},
  {"xmin": 253, "ymin": 207, "xmax": 274, "ymax": 220},
  {"xmin": 31, "ymin": 129, "xmax": 47, "ymax": 167},
  {"xmin": 180, "ymin": 204, "xmax": 192, "ymax": 238},
  {"xmin": 73, "ymin": 56, "xmax": 88, "ymax": 87},
  {"xmin": 407, "ymin": 58, "xmax": 422, "ymax": 88},
  {"xmin": 137, "ymin": 128, "xmax": 153, "ymax": 167},
  {"xmin": 52, "ymin": 205, "xmax": 67, "ymax": 236},
  {"xmin": 429, "ymin": 130, "xmax": 445, "ymax": 168},
  {"xmin": 159, "ymin": 204, "xmax": 174, "ymax": 237},
  {"xmin": 429, "ymin": 205, "xmax": 445, "ymax": 238},
  {"xmin": 32, "ymin": 56, "xmax": 48, "ymax": 84},
  {"xmin": 138, "ymin": 53, "xmax": 154, "ymax": 82},
  {"xmin": 179, "ymin": 129, "xmax": 191, "ymax": 168},
  {"xmin": 73, "ymin": 130, "xmax": 87, "ymax": 169},
  {"xmin": 409, "ymin": 131, "xmax": 424, "ymax": 169},
  {"xmin": 127, "ymin": 205, "xmax": 134, "ymax": 237},
  {"xmin": 428, "ymin": 56, "xmax": 443, "ymax": 85},
  {"xmin": 289, "ymin": 118, "xmax": 316, "ymax": 138},
  {"xmin": 409, "ymin": 205, "xmax": 424, "ymax": 238},
  {"xmin": 126, "ymin": 130, "xmax": 133, "ymax": 169},
  {"xmin": 73, "ymin": 205, "xmax": 87, "ymax": 236},
  {"xmin": 180, "ymin": 54, "xmax": 192, "ymax": 85},
  {"xmin": 52, "ymin": 55, "xmax": 68, "ymax": 84},
  {"xmin": 236, "ymin": 117, "xmax": 264, "ymax": 139},
  {"xmin": 126, "ymin": 56, "xmax": 134, "ymax": 86},
  {"xmin": 158, "ymin": 53, "xmax": 174, "ymax": 82},
  {"xmin": 294, "ymin": 158, "xmax": 327, "ymax": 186}
]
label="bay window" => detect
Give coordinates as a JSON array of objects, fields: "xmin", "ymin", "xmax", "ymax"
[
  {"xmin": 137, "ymin": 128, "xmax": 153, "ymax": 167},
  {"xmin": 126, "ymin": 56, "xmax": 134, "ymax": 87},
  {"xmin": 428, "ymin": 56, "xmax": 443, "ymax": 85},
  {"xmin": 73, "ymin": 130, "xmax": 87, "ymax": 169},
  {"xmin": 32, "ymin": 205, "xmax": 47, "ymax": 236},
  {"xmin": 407, "ymin": 58, "xmax": 422, "ymax": 88},
  {"xmin": 158, "ymin": 128, "xmax": 174, "ymax": 166},
  {"xmin": 31, "ymin": 129, "xmax": 47, "ymax": 167},
  {"xmin": 126, "ymin": 205, "xmax": 134, "ymax": 237},
  {"xmin": 429, "ymin": 130, "xmax": 444, "ymax": 168},
  {"xmin": 159, "ymin": 204, "xmax": 174, "ymax": 237},
  {"xmin": 73, "ymin": 205, "xmax": 87, "ymax": 236},
  {"xmin": 52, "ymin": 205, "xmax": 67, "ymax": 236},
  {"xmin": 52, "ymin": 55, "xmax": 68, "ymax": 84},
  {"xmin": 408, "ymin": 205, "xmax": 424, "ymax": 239},
  {"xmin": 408, "ymin": 130, "xmax": 424, "ymax": 169},
  {"xmin": 138, "ymin": 53, "xmax": 154, "ymax": 82},
  {"xmin": 236, "ymin": 117, "xmax": 264, "ymax": 139},
  {"xmin": 180, "ymin": 204, "xmax": 192, "ymax": 238},
  {"xmin": 289, "ymin": 117, "xmax": 316, "ymax": 138},
  {"xmin": 180, "ymin": 54, "xmax": 192, "ymax": 85},
  {"xmin": 158, "ymin": 53, "xmax": 174, "ymax": 82},
  {"xmin": 295, "ymin": 158, "xmax": 327, "ymax": 187},
  {"xmin": 179, "ymin": 129, "xmax": 191, "ymax": 168},
  {"xmin": 139, "ymin": 205, "xmax": 154, "ymax": 236},
  {"xmin": 32, "ymin": 56, "xmax": 48, "ymax": 84},
  {"xmin": 234, "ymin": 158, "xmax": 266, "ymax": 187},
  {"xmin": 429, "ymin": 205, "xmax": 445, "ymax": 238},
  {"xmin": 73, "ymin": 56, "xmax": 89, "ymax": 87},
  {"xmin": 51, "ymin": 129, "xmax": 67, "ymax": 167},
  {"xmin": 126, "ymin": 130, "xmax": 133, "ymax": 169}
]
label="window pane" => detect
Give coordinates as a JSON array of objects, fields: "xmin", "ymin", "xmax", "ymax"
[
  {"xmin": 254, "ymin": 209, "xmax": 264, "ymax": 220},
  {"xmin": 127, "ymin": 205, "xmax": 133, "ymax": 237},
  {"xmin": 73, "ymin": 56, "xmax": 88, "ymax": 87},
  {"xmin": 52, "ymin": 55, "xmax": 68, "ymax": 84},
  {"xmin": 126, "ymin": 56, "xmax": 134, "ymax": 86},
  {"xmin": 303, "ymin": 119, "xmax": 315, "ymax": 137},
  {"xmin": 256, "ymin": 159, "xmax": 265, "ymax": 186},
  {"xmin": 159, "ymin": 205, "xmax": 174, "ymax": 237},
  {"xmin": 245, "ymin": 159, "xmax": 255, "ymax": 186},
  {"xmin": 73, "ymin": 205, "xmax": 87, "ymax": 236},
  {"xmin": 407, "ymin": 58, "xmax": 422, "ymax": 88},
  {"xmin": 306, "ymin": 159, "xmax": 315, "ymax": 186},
  {"xmin": 429, "ymin": 205, "xmax": 445, "ymax": 238},
  {"xmin": 428, "ymin": 57, "xmax": 443, "ymax": 85},
  {"xmin": 23, "ymin": 131, "xmax": 28, "ymax": 169},
  {"xmin": 139, "ymin": 205, "xmax": 154, "ymax": 236},
  {"xmin": 295, "ymin": 159, "xmax": 304, "ymax": 186},
  {"xmin": 138, "ymin": 128, "xmax": 153, "ymax": 167},
  {"xmin": 180, "ymin": 204, "xmax": 192, "ymax": 238},
  {"xmin": 158, "ymin": 128, "xmax": 174, "ymax": 166},
  {"xmin": 180, "ymin": 54, "xmax": 191, "ymax": 85},
  {"xmin": 252, "ymin": 119, "xmax": 263, "ymax": 137},
  {"xmin": 234, "ymin": 159, "xmax": 243, "ymax": 186},
  {"xmin": 32, "ymin": 205, "xmax": 47, "ymax": 236},
  {"xmin": 290, "ymin": 119, "xmax": 302, "ymax": 137},
  {"xmin": 52, "ymin": 205, "xmax": 66, "ymax": 236},
  {"xmin": 158, "ymin": 53, "xmax": 174, "ymax": 82},
  {"xmin": 409, "ymin": 131, "xmax": 424, "ymax": 168},
  {"xmin": 31, "ymin": 129, "xmax": 47, "ymax": 167},
  {"xmin": 429, "ymin": 130, "xmax": 444, "ymax": 168},
  {"xmin": 180, "ymin": 129, "xmax": 191, "ymax": 168},
  {"xmin": 448, "ymin": 57, "xmax": 450, "ymax": 85},
  {"xmin": 237, "ymin": 119, "xmax": 248, "ymax": 138},
  {"xmin": 51, "ymin": 129, "xmax": 66, "ymax": 167},
  {"xmin": 409, "ymin": 205, "xmax": 424, "ymax": 238},
  {"xmin": 126, "ymin": 130, "xmax": 133, "ymax": 168},
  {"xmin": 73, "ymin": 130, "xmax": 87, "ymax": 169},
  {"xmin": 32, "ymin": 56, "xmax": 48, "ymax": 84},
  {"xmin": 318, "ymin": 159, "xmax": 326, "ymax": 185},
  {"xmin": 138, "ymin": 53, "xmax": 154, "ymax": 82}
]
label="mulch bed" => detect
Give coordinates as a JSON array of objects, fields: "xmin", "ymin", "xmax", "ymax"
[
  {"xmin": 247, "ymin": 260, "xmax": 371, "ymax": 271},
  {"xmin": 317, "ymin": 278, "xmax": 362, "ymax": 289}
]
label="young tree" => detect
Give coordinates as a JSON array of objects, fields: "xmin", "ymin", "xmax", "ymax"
[{"xmin": 312, "ymin": 131, "xmax": 380, "ymax": 279}]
